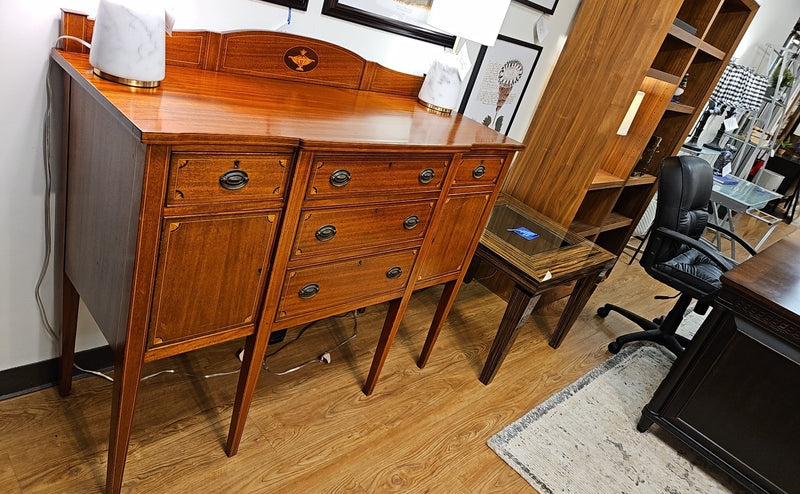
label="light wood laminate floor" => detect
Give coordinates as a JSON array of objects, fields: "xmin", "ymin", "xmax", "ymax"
[{"xmin": 1, "ymin": 214, "xmax": 795, "ymax": 493}]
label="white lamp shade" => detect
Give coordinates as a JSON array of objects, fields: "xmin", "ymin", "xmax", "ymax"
[
  {"xmin": 418, "ymin": 54, "xmax": 462, "ymax": 113},
  {"xmin": 89, "ymin": 0, "xmax": 166, "ymax": 86},
  {"xmin": 427, "ymin": 0, "xmax": 512, "ymax": 46}
]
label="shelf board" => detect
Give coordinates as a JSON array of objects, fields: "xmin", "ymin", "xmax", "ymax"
[
  {"xmin": 625, "ymin": 174, "xmax": 657, "ymax": 186},
  {"xmin": 569, "ymin": 220, "xmax": 600, "ymax": 238},
  {"xmin": 599, "ymin": 212, "xmax": 633, "ymax": 233},
  {"xmin": 589, "ymin": 169, "xmax": 627, "ymax": 190},
  {"xmin": 646, "ymin": 68, "xmax": 681, "ymax": 86},
  {"xmin": 666, "ymin": 101, "xmax": 695, "ymax": 114},
  {"xmin": 697, "ymin": 40, "xmax": 725, "ymax": 60},
  {"xmin": 667, "ymin": 23, "xmax": 701, "ymax": 47}
]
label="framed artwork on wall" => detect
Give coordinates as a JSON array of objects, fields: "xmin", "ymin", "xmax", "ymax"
[
  {"xmin": 514, "ymin": 0, "xmax": 558, "ymax": 15},
  {"xmin": 259, "ymin": 0, "xmax": 309, "ymax": 10},
  {"xmin": 459, "ymin": 35, "xmax": 542, "ymax": 136},
  {"xmin": 321, "ymin": 0, "xmax": 456, "ymax": 47}
]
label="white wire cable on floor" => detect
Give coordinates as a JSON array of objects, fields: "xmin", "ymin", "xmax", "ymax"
[
  {"xmin": 72, "ymin": 362, "xmax": 241, "ymax": 383},
  {"xmin": 73, "ymin": 311, "xmax": 361, "ymax": 383},
  {"xmin": 262, "ymin": 310, "xmax": 359, "ymax": 376}
]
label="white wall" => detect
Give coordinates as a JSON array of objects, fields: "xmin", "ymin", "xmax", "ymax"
[
  {"xmin": 0, "ymin": 0, "xmax": 579, "ymax": 372},
  {"xmin": 734, "ymin": 0, "xmax": 800, "ymax": 71}
]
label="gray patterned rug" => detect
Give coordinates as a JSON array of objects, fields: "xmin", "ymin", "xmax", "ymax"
[{"xmin": 488, "ymin": 314, "xmax": 745, "ymax": 493}]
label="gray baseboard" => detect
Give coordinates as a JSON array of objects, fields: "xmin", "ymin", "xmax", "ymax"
[{"xmin": 0, "ymin": 346, "xmax": 113, "ymax": 401}]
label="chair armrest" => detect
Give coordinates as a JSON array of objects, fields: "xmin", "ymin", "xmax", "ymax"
[
  {"xmin": 651, "ymin": 227, "xmax": 736, "ymax": 271},
  {"xmin": 704, "ymin": 222, "xmax": 758, "ymax": 256}
]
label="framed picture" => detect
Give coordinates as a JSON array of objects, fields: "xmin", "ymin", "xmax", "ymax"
[
  {"xmin": 321, "ymin": 0, "xmax": 456, "ymax": 47},
  {"xmin": 514, "ymin": 0, "xmax": 558, "ymax": 15},
  {"xmin": 259, "ymin": 0, "xmax": 309, "ymax": 10},
  {"xmin": 459, "ymin": 35, "xmax": 542, "ymax": 136}
]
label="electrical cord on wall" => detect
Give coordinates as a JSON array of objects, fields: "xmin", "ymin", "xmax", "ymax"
[{"xmin": 35, "ymin": 35, "xmax": 94, "ymax": 342}]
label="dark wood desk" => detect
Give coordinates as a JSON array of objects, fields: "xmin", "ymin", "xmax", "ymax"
[
  {"xmin": 53, "ymin": 11, "xmax": 522, "ymax": 494},
  {"xmin": 418, "ymin": 194, "xmax": 616, "ymax": 384},
  {"xmin": 639, "ymin": 230, "xmax": 800, "ymax": 494}
]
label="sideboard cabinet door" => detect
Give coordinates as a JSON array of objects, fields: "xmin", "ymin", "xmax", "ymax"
[
  {"xmin": 417, "ymin": 193, "xmax": 491, "ymax": 282},
  {"xmin": 148, "ymin": 212, "xmax": 279, "ymax": 347}
]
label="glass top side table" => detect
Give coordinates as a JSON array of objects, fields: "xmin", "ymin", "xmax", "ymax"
[{"xmin": 419, "ymin": 193, "xmax": 616, "ymax": 385}]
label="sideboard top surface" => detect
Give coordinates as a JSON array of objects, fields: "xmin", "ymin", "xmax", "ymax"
[{"xmin": 52, "ymin": 50, "xmax": 523, "ymax": 150}]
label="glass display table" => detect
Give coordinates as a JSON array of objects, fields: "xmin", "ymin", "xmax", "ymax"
[
  {"xmin": 418, "ymin": 193, "xmax": 616, "ymax": 384},
  {"xmin": 710, "ymin": 173, "xmax": 782, "ymax": 253}
]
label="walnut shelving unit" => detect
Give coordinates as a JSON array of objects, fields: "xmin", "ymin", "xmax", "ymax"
[{"xmin": 502, "ymin": 0, "xmax": 758, "ymax": 270}]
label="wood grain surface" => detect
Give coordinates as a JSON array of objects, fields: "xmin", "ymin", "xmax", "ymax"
[{"xmin": 4, "ymin": 215, "xmax": 793, "ymax": 493}]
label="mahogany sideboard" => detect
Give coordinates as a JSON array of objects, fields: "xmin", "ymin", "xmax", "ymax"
[
  {"xmin": 52, "ymin": 10, "xmax": 522, "ymax": 494},
  {"xmin": 639, "ymin": 230, "xmax": 800, "ymax": 493}
]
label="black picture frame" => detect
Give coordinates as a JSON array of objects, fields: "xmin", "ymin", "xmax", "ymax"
[
  {"xmin": 459, "ymin": 35, "xmax": 542, "ymax": 136},
  {"xmin": 258, "ymin": 0, "xmax": 309, "ymax": 10},
  {"xmin": 514, "ymin": 0, "xmax": 558, "ymax": 15},
  {"xmin": 321, "ymin": 0, "xmax": 456, "ymax": 47}
]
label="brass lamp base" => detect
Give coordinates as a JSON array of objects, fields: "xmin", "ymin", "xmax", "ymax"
[
  {"xmin": 418, "ymin": 98, "xmax": 453, "ymax": 115},
  {"xmin": 93, "ymin": 68, "xmax": 160, "ymax": 88}
]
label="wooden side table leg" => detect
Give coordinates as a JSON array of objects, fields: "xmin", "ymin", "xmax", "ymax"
[
  {"xmin": 417, "ymin": 279, "xmax": 459, "ymax": 368},
  {"xmin": 226, "ymin": 328, "xmax": 271, "ymax": 456},
  {"xmin": 363, "ymin": 298, "xmax": 403, "ymax": 396},
  {"xmin": 548, "ymin": 273, "xmax": 599, "ymax": 349},
  {"xmin": 479, "ymin": 286, "xmax": 532, "ymax": 385},
  {"xmin": 106, "ymin": 347, "xmax": 146, "ymax": 494},
  {"xmin": 59, "ymin": 273, "xmax": 80, "ymax": 397},
  {"xmin": 463, "ymin": 257, "xmax": 480, "ymax": 284}
]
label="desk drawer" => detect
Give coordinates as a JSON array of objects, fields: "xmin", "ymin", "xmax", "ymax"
[
  {"xmin": 307, "ymin": 155, "xmax": 449, "ymax": 199},
  {"xmin": 167, "ymin": 152, "xmax": 291, "ymax": 206},
  {"xmin": 291, "ymin": 200, "xmax": 434, "ymax": 259},
  {"xmin": 453, "ymin": 155, "xmax": 505, "ymax": 189},
  {"xmin": 277, "ymin": 248, "xmax": 417, "ymax": 321}
]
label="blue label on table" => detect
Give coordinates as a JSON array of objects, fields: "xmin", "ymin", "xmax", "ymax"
[
  {"xmin": 712, "ymin": 175, "xmax": 738, "ymax": 185},
  {"xmin": 508, "ymin": 227, "xmax": 539, "ymax": 240}
]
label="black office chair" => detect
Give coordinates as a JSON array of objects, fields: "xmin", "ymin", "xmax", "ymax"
[{"xmin": 598, "ymin": 155, "xmax": 756, "ymax": 356}]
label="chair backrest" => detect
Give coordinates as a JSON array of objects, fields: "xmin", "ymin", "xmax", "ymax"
[{"xmin": 642, "ymin": 155, "xmax": 713, "ymax": 266}]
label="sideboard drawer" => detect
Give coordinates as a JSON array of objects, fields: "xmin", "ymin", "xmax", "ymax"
[
  {"xmin": 307, "ymin": 155, "xmax": 449, "ymax": 199},
  {"xmin": 291, "ymin": 200, "xmax": 434, "ymax": 259},
  {"xmin": 452, "ymin": 155, "xmax": 505, "ymax": 189},
  {"xmin": 167, "ymin": 152, "xmax": 291, "ymax": 206},
  {"xmin": 277, "ymin": 248, "xmax": 417, "ymax": 321}
]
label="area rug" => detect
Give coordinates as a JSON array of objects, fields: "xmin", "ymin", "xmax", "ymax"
[{"xmin": 488, "ymin": 312, "xmax": 745, "ymax": 493}]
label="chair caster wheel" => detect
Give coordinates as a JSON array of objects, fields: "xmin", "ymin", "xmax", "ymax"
[
  {"xmin": 608, "ymin": 341, "xmax": 622, "ymax": 354},
  {"xmin": 597, "ymin": 306, "xmax": 610, "ymax": 318}
]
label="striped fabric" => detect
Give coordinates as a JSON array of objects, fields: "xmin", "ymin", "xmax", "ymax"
[{"xmin": 710, "ymin": 63, "xmax": 769, "ymax": 112}]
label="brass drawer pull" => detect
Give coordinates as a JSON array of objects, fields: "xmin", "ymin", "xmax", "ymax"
[
  {"xmin": 298, "ymin": 283, "xmax": 320, "ymax": 299},
  {"xmin": 386, "ymin": 266, "xmax": 403, "ymax": 279},
  {"xmin": 403, "ymin": 215, "xmax": 419, "ymax": 230},
  {"xmin": 472, "ymin": 165, "xmax": 486, "ymax": 179},
  {"xmin": 315, "ymin": 224, "xmax": 337, "ymax": 242},
  {"xmin": 219, "ymin": 169, "xmax": 249, "ymax": 190},
  {"xmin": 329, "ymin": 169, "xmax": 351, "ymax": 187},
  {"xmin": 418, "ymin": 168, "xmax": 435, "ymax": 184}
]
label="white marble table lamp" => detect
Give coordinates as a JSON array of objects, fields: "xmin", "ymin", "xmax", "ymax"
[
  {"xmin": 89, "ymin": 0, "xmax": 166, "ymax": 87},
  {"xmin": 418, "ymin": 56, "xmax": 462, "ymax": 114}
]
